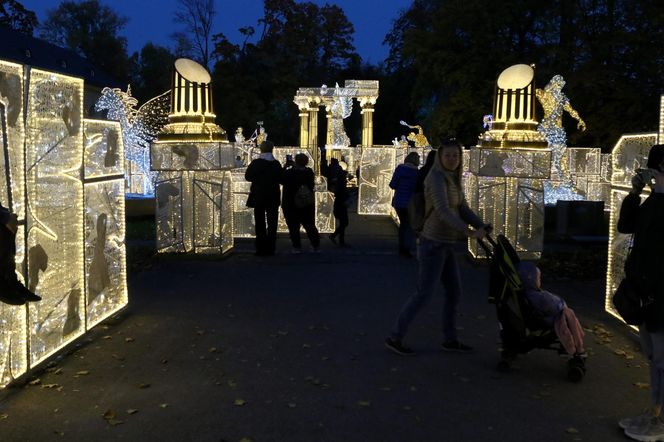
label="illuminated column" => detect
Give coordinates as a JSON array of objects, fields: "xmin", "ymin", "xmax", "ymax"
[
  {"xmin": 298, "ymin": 109, "xmax": 309, "ymax": 149},
  {"xmin": 360, "ymin": 98, "xmax": 375, "ymax": 147},
  {"xmin": 659, "ymin": 95, "xmax": 664, "ymax": 144},
  {"xmin": 325, "ymin": 103, "xmax": 333, "ymax": 146},
  {"xmin": 307, "ymin": 101, "xmax": 320, "ymax": 173}
]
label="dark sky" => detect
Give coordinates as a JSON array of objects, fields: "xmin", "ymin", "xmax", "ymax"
[{"xmin": 21, "ymin": 0, "xmax": 413, "ymax": 64}]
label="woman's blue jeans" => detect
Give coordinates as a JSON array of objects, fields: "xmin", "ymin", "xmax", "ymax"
[{"xmin": 391, "ymin": 237, "xmax": 462, "ymax": 343}]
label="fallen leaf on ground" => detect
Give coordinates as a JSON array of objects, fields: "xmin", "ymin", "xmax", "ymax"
[
  {"xmin": 125, "ymin": 337, "xmax": 135, "ymax": 343},
  {"xmin": 208, "ymin": 347, "xmax": 217, "ymax": 353},
  {"xmin": 288, "ymin": 403, "xmax": 296, "ymax": 408},
  {"xmin": 158, "ymin": 403, "xmax": 169, "ymax": 408},
  {"xmin": 103, "ymin": 409, "xmax": 116, "ymax": 419},
  {"xmin": 565, "ymin": 427, "xmax": 579, "ymax": 434},
  {"xmin": 126, "ymin": 409, "xmax": 138, "ymax": 415},
  {"xmin": 28, "ymin": 378, "xmax": 41, "ymax": 386},
  {"xmin": 139, "ymin": 383, "xmax": 151, "ymax": 389},
  {"xmin": 234, "ymin": 399, "xmax": 246, "ymax": 406},
  {"xmin": 634, "ymin": 382, "xmax": 650, "ymax": 389},
  {"xmin": 357, "ymin": 400, "xmax": 371, "ymax": 407},
  {"xmin": 102, "ymin": 335, "xmax": 112, "ymax": 340},
  {"xmin": 76, "ymin": 370, "xmax": 90, "ymax": 376},
  {"xmin": 42, "ymin": 384, "xmax": 60, "ymax": 389},
  {"xmin": 0, "ymin": 413, "xmax": 8, "ymax": 419}
]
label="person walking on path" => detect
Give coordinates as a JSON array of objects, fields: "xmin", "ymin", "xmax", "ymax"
[
  {"xmin": 245, "ymin": 140, "xmax": 282, "ymax": 256},
  {"xmin": 281, "ymin": 153, "xmax": 320, "ymax": 254},
  {"xmin": 329, "ymin": 159, "xmax": 350, "ymax": 247},
  {"xmin": 389, "ymin": 152, "xmax": 420, "ymax": 256},
  {"xmin": 385, "ymin": 139, "xmax": 489, "ymax": 355},
  {"xmin": 617, "ymin": 144, "xmax": 664, "ymax": 441}
]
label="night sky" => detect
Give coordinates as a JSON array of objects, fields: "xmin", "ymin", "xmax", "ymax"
[{"xmin": 20, "ymin": 0, "xmax": 413, "ymax": 63}]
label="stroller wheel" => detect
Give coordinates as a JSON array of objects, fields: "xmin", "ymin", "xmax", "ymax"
[{"xmin": 567, "ymin": 357, "xmax": 586, "ymax": 383}]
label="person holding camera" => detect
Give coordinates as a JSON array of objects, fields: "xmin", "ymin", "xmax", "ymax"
[
  {"xmin": 385, "ymin": 139, "xmax": 490, "ymax": 355},
  {"xmin": 0, "ymin": 202, "xmax": 41, "ymax": 305},
  {"xmin": 617, "ymin": 144, "xmax": 664, "ymax": 441}
]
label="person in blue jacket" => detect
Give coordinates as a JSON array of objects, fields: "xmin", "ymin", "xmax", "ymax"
[{"xmin": 389, "ymin": 152, "xmax": 420, "ymax": 256}]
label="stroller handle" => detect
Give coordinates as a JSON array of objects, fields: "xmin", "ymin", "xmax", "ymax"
[{"xmin": 475, "ymin": 225, "xmax": 496, "ymax": 257}]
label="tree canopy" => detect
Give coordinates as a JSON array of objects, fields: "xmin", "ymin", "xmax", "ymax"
[
  {"xmin": 383, "ymin": 0, "xmax": 664, "ymax": 149},
  {"xmin": 40, "ymin": 0, "xmax": 130, "ymax": 82},
  {"xmin": 211, "ymin": 0, "xmax": 361, "ymax": 144},
  {"xmin": 0, "ymin": 0, "xmax": 37, "ymax": 35}
]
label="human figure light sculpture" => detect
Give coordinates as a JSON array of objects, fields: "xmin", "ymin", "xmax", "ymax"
[
  {"xmin": 468, "ymin": 64, "xmax": 551, "ymax": 259},
  {"xmin": 536, "ymin": 75, "xmax": 586, "ymax": 178}
]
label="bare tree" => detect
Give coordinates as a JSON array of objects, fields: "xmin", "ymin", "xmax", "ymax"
[{"xmin": 172, "ymin": 0, "xmax": 215, "ymax": 70}]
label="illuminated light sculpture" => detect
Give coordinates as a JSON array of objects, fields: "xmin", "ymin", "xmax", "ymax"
[
  {"xmin": 357, "ymin": 146, "xmax": 396, "ymax": 216},
  {"xmin": 95, "ymin": 86, "xmax": 170, "ymax": 196},
  {"xmin": 151, "ymin": 58, "xmax": 234, "ymax": 254},
  {"xmin": 294, "ymin": 80, "xmax": 378, "ymax": 174},
  {"xmin": 536, "ymin": 75, "xmax": 587, "ymax": 204},
  {"xmin": 468, "ymin": 64, "xmax": 551, "ymax": 259},
  {"xmin": 0, "ymin": 59, "xmax": 128, "ymax": 387},
  {"xmin": 605, "ymin": 133, "xmax": 658, "ymax": 326}
]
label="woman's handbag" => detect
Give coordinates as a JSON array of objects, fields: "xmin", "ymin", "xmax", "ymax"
[{"xmin": 612, "ymin": 277, "xmax": 644, "ymax": 325}]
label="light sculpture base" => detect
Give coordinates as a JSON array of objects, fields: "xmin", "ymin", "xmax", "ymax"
[{"xmin": 357, "ymin": 146, "xmax": 396, "ymax": 216}]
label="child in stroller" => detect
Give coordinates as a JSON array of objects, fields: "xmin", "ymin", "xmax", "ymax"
[{"xmin": 481, "ymin": 234, "xmax": 587, "ymax": 382}]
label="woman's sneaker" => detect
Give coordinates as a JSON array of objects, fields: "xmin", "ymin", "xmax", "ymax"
[
  {"xmin": 624, "ymin": 415, "xmax": 664, "ymax": 441},
  {"xmin": 384, "ymin": 337, "xmax": 415, "ymax": 356},
  {"xmin": 620, "ymin": 408, "xmax": 658, "ymax": 430}
]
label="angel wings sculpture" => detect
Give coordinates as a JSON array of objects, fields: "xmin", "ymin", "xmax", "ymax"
[
  {"xmin": 328, "ymin": 83, "xmax": 354, "ymax": 148},
  {"xmin": 95, "ymin": 86, "xmax": 170, "ymax": 194}
]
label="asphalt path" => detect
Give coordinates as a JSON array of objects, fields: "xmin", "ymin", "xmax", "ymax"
[{"xmin": 0, "ymin": 213, "xmax": 646, "ymax": 441}]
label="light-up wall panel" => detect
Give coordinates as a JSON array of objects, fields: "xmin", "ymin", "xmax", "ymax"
[
  {"xmin": 0, "ymin": 61, "xmax": 25, "ymax": 219},
  {"xmin": 358, "ymin": 146, "xmax": 395, "ymax": 215},
  {"xmin": 84, "ymin": 179, "xmax": 127, "ymax": 328},
  {"xmin": 155, "ymin": 172, "xmax": 185, "ymax": 252},
  {"xmin": 151, "ymin": 142, "xmax": 236, "ymax": 171},
  {"xmin": 25, "ymin": 69, "xmax": 85, "ymax": 365},
  {"xmin": 192, "ymin": 172, "xmax": 233, "ymax": 254},
  {"xmin": 605, "ymin": 133, "xmax": 657, "ymax": 326},
  {"xmin": 467, "ymin": 174, "xmax": 543, "ymax": 260}
]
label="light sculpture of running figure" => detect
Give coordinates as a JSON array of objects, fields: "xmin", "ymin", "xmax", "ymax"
[{"xmin": 536, "ymin": 75, "xmax": 586, "ymax": 178}]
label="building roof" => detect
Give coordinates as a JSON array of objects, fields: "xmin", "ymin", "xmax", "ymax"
[{"xmin": 0, "ymin": 26, "xmax": 123, "ymax": 89}]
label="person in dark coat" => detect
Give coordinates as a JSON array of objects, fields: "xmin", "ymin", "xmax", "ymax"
[
  {"xmin": 281, "ymin": 153, "xmax": 320, "ymax": 253},
  {"xmin": 329, "ymin": 160, "xmax": 349, "ymax": 246},
  {"xmin": 0, "ymin": 202, "xmax": 41, "ymax": 305},
  {"xmin": 245, "ymin": 141, "xmax": 283, "ymax": 256},
  {"xmin": 617, "ymin": 144, "xmax": 664, "ymax": 439},
  {"xmin": 389, "ymin": 152, "xmax": 420, "ymax": 256}
]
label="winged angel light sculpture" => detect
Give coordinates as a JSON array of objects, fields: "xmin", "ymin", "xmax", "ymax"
[
  {"xmin": 327, "ymin": 83, "xmax": 354, "ymax": 148},
  {"xmin": 95, "ymin": 86, "xmax": 170, "ymax": 195}
]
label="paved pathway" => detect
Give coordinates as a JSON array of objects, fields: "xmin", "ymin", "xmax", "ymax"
[{"xmin": 0, "ymin": 213, "xmax": 646, "ymax": 441}]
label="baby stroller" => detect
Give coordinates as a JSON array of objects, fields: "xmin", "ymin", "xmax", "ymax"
[{"xmin": 477, "ymin": 234, "xmax": 586, "ymax": 382}]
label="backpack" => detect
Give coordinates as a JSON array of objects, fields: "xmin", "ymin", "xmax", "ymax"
[
  {"xmin": 294, "ymin": 184, "xmax": 315, "ymax": 208},
  {"xmin": 408, "ymin": 191, "xmax": 432, "ymax": 234}
]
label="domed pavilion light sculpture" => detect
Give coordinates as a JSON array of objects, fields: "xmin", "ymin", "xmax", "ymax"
[
  {"xmin": 467, "ymin": 64, "xmax": 551, "ymax": 259},
  {"xmin": 150, "ymin": 58, "xmax": 235, "ymax": 254}
]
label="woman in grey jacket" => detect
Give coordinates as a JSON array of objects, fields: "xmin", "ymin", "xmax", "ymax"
[{"xmin": 386, "ymin": 139, "xmax": 488, "ymax": 355}]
